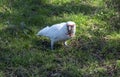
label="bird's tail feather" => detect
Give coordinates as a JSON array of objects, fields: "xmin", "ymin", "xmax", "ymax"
[{"xmin": 36, "ymin": 26, "xmax": 50, "ymax": 36}]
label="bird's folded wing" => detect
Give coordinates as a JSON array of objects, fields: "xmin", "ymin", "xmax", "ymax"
[{"xmin": 37, "ymin": 22, "xmax": 66, "ymax": 38}]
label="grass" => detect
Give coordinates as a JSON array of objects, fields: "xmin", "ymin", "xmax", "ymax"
[{"xmin": 0, "ymin": 0, "xmax": 120, "ymax": 77}]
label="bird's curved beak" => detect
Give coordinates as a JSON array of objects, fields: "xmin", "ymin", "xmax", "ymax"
[{"xmin": 67, "ymin": 24, "xmax": 74, "ymax": 37}]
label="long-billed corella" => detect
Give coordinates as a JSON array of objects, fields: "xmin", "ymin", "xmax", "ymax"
[{"xmin": 37, "ymin": 21, "xmax": 76, "ymax": 50}]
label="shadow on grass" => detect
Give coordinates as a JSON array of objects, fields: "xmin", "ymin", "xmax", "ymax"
[
  {"xmin": 1, "ymin": 0, "xmax": 100, "ymax": 26},
  {"xmin": 33, "ymin": 37, "xmax": 63, "ymax": 50},
  {"xmin": 70, "ymin": 35, "xmax": 120, "ymax": 61},
  {"xmin": 103, "ymin": 0, "xmax": 120, "ymax": 31}
]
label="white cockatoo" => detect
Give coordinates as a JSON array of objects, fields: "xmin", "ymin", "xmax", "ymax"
[{"xmin": 37, "ymin": 21, "xmax": 76, "ymax": 49}]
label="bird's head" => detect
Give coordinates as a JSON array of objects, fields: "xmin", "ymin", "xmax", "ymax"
[{"xmin": 66, "ymin": 21, "xmax": 76, "ymax": 37}]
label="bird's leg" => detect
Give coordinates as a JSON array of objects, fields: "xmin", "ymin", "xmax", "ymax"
[{"xmin": 51, "ymin": 40, "xmax": 54, "ymax": 50}]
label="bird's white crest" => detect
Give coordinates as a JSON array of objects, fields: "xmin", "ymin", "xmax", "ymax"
[
  {"xmin": 37, "ymin": 21, "xmax": 76, "ymax": 49},
  {"xmin": 67, "ymin": 21, "xmax": 76, "ymax": 25}
]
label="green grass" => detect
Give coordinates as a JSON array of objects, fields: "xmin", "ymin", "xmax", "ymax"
[{"xmin": 0, "ymin": 0, "xmax": 120, "ymax": 77}]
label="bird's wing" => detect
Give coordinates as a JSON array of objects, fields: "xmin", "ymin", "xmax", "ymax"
[
  {"xmin": 46, "ymin": 23, "xmax": 66, "ymax": 38},
  {"xmin": 37, "ymin": 22, "xmax": 66, "ymax": 39}
]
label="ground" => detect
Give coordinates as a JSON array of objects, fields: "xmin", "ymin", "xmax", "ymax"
[{"xmin": 0, "ymin": 0, "xmax": 120, "ymax": 77}]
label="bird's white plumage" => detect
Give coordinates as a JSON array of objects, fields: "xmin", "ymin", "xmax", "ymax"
[{"xmin": 37, "ymin": 21, "xmax": 76, "ymax": 49}]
